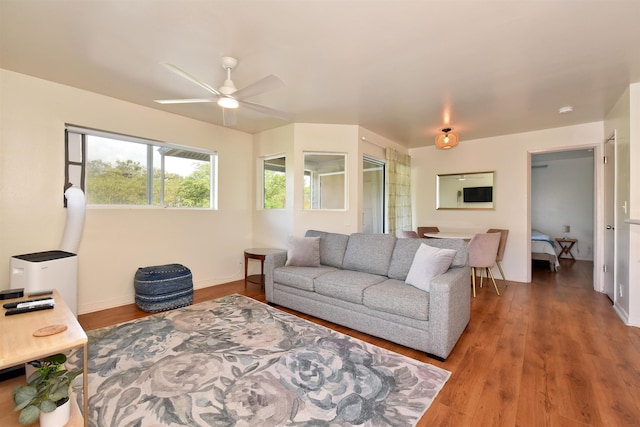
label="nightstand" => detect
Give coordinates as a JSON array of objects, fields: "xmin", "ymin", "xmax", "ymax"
[{"xmin": 556, "ymin": 238, "xmax": 577, "ymax": 260}]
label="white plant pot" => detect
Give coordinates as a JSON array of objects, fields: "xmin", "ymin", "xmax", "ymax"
[{"xmin": 39, "ymin": 399, "xmax": 71, "ymax": 427}]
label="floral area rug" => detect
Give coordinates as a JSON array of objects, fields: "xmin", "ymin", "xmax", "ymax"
[{"xmin": 68, "ymin": 294, "xmax": 450, "ymax": 426}]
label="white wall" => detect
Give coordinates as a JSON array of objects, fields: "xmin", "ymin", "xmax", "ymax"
[
  {"xmin": 531, "ymin": 153, "xmax": 594, "ymax": 260},
  {"xmin": 0, "ymin": 70, "xmax": 254, "ymax": 314},
  {"xmin": 252, "ymin": 124, "xmax": 295, "ymax": 251},
  {"xmin": 605, "ymin": 83, "xmax": 640, "ymax": 326},
  {"xmin": 630, "ymin": 83, "xmax": 640, "ymax": 326},
  {"xmin": 410, "ymin": 122, "xmax": 604, "ymax": 283},
  {"xmin": 251, "ymin": 124, "xmax": 405, "ymax": 251}
]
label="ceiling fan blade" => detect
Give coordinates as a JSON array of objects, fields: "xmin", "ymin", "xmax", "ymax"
[
  {"xmin": 239, "ymin": 100, "xmax": 295, "ymax": 121},
  {"xmin": 161, "ymin": 62, "xmax": 221, "ymax": 96},
  {"xmin": 154, "ymin": 98, "xmax": 216, "ymax": 104},
  {"xmin": 232, "ymin": 74, "xmax": 285, "ymax": 100},
  {"xmin": 223, "ymin": 108, "xmax": 237, "ymax": 127}
]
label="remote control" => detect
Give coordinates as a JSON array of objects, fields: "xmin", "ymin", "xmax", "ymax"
[
  {"xmin": 28, "ymin": 290, "xmax": 53, "ymax": 297},
  {"xmin": 3, "ymin": 297, "xmax": 55, "ymax": 309},
  {"xmin": 5, "ymin": 304, "xmax": 54, "ymax": 316},
  {"xmin": 17, "ymin": 299, "xmax": 55, "ymax": 309}
]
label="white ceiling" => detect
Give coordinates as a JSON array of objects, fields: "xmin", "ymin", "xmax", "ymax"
[{"xmin": 1, "ymin": 0, "xmax": 639, "ymax": 148}]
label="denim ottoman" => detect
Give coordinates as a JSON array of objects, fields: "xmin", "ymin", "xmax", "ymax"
[{"xmin": 134, "ymin": 264, "xmax": 193, "ymax": 312}]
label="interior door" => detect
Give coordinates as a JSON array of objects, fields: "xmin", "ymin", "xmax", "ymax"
[{"xmin": 603, "ymin": 134, "xmax": 616, "ymax": 302}]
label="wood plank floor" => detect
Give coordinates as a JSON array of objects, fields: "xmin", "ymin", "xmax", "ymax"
[{"xmin": 78, "ymin": 260, "xmax": 640, "ymax": 426}]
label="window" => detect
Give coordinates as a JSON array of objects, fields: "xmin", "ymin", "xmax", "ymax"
[
  {"xmin": 303, "ymin": 153, "xmax": 346, "ymax": 210},
  {"xmin": 263, "ymin": 155, "xmax": 286, "ymax": 209},
  {"xmin": 65, "ymin": 126, "xmax": 216, "ymax": 208}
]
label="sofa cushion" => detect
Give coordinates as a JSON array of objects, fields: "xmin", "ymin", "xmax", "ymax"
[
  {"xmin": 273, "ymin": 266, "xmax": 337, "ymax": 291},
  {"xmin": 314, "ymin": 270, "xmax": 386, "ymax": 304},
  {"xmin": 388, "ymin": 237, "xmax": 467, "ymax": 281},
  {"xmin": 305, "ymin": 230, "xmax": 349, "ymax": 268},
  {"xmin": 342, "ymin": 233, "xmax": 397, "ymax": 276},
  {"xmin": 405, "ymin": 243, "xmax": 457, "ymax": 292},
  {"xmin": 363, "ymin": 279, "xmax": 430, "ymax": 321},
  {"xmin": 285, "ymin": 236, "xmax": 321, "ymax": 267}
]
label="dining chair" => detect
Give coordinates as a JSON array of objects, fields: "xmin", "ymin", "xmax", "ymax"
[
  {"xmin": 487, "ymin": 228, "xmax": 509, "ymax": 284},
  {"xmin": 399, "ymin": 230, "xmax": 419, "ymax": 238},
  {"xmin": 417, "ymin": 226, "xmax": 439, "ymax": 237},
  {"xmin": 467, "ymin": 232, "xmax": 501, "ymax": 297}
]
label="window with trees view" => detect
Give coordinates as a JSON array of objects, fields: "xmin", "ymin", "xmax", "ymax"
[
  {"xmin": 65, "ymin": 126, "xmax": 216, "ymax": 208},
  {"xmin": 263, "ymin": 155, "xmax": 286, "ymax": 209}
]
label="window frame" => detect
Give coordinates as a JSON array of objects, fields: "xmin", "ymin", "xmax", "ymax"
[
  {"xmin": 303, "ymin": 152, "xmax": 347, "ymax": 210},
  {"xmin": 262, "ymin": 154, "xmax": 287, "ymax": 210},
  {"xmin": 65, "ymin": 125, "xmax": 217, "ymax": 209}
]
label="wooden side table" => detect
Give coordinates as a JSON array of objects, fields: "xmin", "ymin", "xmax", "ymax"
[
  {"xmin": 244, "ymin": 248, "xmax": 286, "ymax": 289},
  {"xmin": 0, "ymin": 289, "xmax": 88, "ymax": 426},
  {"xmin": 556, "ymin": 238, "xmax": 577, "ymax": 260}
]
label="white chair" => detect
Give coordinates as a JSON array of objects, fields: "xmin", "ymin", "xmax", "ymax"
[{"xmin": 467, "ymin": 232, "xmax": 501, "ymax": 297}]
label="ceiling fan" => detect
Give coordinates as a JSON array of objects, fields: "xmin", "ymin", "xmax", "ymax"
[{"xmin": 154, "ymin": 57, "xmax": 294, "ymax": 126}]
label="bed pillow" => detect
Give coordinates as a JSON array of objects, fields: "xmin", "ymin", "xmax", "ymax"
[
  {"xmin": 405, "ymin": 243, "xmax": 457, "ymax": 292},
  {"xmin": 285, "ymin": 236, "xmax": 321, "ymax": 267}
]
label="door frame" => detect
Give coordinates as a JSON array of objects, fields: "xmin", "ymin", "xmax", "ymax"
[{"xmin": 603, "ymin": 131, "xmax": 616, "ymax": 301}]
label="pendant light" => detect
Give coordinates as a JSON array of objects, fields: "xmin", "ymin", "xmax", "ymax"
[{"xmin": 435, "ymin": 127, "xmax": 459, "ymax": 149}]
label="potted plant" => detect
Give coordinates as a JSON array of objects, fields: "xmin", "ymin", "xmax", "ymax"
[{"xmin": 12, "ymin": 353, "xmax": 83, "ymax": 426}]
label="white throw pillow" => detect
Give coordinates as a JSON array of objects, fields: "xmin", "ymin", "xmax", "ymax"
[
  {"xmin": 405, "ymin": 243, "xmax": 457, "ymax": 292},
  {"xmin": 285, "ymin": 236, "xmax": 321, "ymax": 267}
]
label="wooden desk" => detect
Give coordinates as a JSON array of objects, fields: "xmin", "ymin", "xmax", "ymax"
[
  {"xmin": 0, "ymin": 290, "xmax": 88, "ymax": 427},
  {"xmin": 244, "ymin": 248, "xmax": 286, "ymax": 289},
  {"xmin": 556, "ymin": 237, "xmax": 577, "ymax": 260},
  {"xmin": 424, "ymin": 231, "xmax": 477, "ymax": 240}
]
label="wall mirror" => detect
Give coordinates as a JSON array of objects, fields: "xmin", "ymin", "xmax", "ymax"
[
  {"xmin": 436, "ymin": 171, "xmax": 495, "ymax": 209},
  {"xmin": 303, "ymin": 152, "xmax": 346, "ymax": 210}
]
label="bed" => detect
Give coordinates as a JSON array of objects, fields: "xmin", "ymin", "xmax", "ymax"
[{"xmin": 531, "ymin": 230, "xmax": 559, "ymax": 271}]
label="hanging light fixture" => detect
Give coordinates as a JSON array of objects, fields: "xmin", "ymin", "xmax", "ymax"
[{"xmin": 435, "ymin": 127, "xmax": 459, "ymax": 149}]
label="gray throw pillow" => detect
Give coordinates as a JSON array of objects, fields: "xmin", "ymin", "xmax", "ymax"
[{"xmin": 285, "ymin": 236, "xmax": 321, "ymax": 267}]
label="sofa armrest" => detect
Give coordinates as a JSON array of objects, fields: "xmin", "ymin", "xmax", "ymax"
[
  {"xmin": 264, "ymin": 251, "xmax": 287, "ymax": 302},
  {"xmin": 427, "ymin": 265, "xmax": 471, "ymax": 358}
]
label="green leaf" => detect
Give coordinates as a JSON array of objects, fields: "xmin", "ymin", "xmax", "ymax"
[
  {"xmin": 41, "ymin": 353, "xmax": 67, "ymax": 365},
  {"xmin": 48, "ymin": 385, "xmax": 68, "ymax": 403},
  {"xmin": 18, "ymin": 405, "xmax": 40, "ymax": 425},
  {"xmin": 39, "ymin": 399, "xmax": 57, "ymax": 413},
  {"xmin": 13, "ymin": 386, "xmax": 37, "ymax": 409}
]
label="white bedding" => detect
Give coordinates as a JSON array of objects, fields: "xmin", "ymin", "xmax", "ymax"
[{"xmin": 531, "ymin": 240, "xmax": 559, "ymax": 270}]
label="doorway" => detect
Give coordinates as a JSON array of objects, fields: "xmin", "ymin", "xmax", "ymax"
[
  {"xmin": 530, "ymin": 149, "xmax": 596, "ymax": 287},
  {"xmin": 362, "ymin": 157, "xmax": 385, "ymax": 234}
]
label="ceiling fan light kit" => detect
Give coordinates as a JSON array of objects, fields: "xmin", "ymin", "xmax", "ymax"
[
  {"xmin": 435, "ymin": 127, "xmax": 459, "ymax": 149},
  {"xmin": 217, "ymin": 96, "xmax": 239, "ymax": 109}
]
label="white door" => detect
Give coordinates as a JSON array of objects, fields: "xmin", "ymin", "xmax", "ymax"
[{"xmin": 603, "ymin": 134, "xmax": 616, "ymax": 302}]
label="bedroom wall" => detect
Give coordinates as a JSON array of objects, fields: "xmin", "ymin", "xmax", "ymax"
[
  {"xmin": 531, "ymin": 152, "xmax": 594, "ymax": 261},
  {"xmin": 0, "ymin": 69, "xmax": 254, "ymax": 314},
  {"xmin": 410, "ymin": 122, "xmax": 604, "ymax": 283}
]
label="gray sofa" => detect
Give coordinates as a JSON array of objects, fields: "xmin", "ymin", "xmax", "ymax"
[{"xmin": 264, "ymin": 230, "xmax": 470, "ymax": 360}]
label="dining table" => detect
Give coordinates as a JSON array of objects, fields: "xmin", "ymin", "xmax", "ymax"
[{"xmin": 424, "ymin": 231, "xmax": 477, "ymax": 240}]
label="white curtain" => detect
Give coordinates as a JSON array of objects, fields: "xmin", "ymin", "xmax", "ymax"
[{"xmin": 386, "ymin": 148, "xmax": 412, "ymax": 236}]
